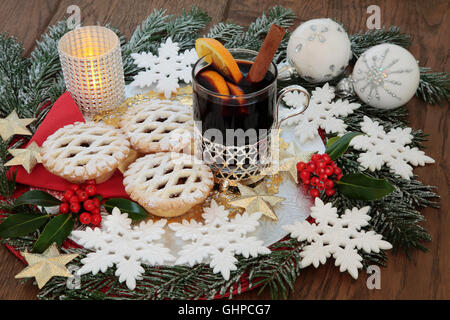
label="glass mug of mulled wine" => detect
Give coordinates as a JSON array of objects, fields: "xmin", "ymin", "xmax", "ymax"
[{"xmin": 192, "ymin": 48, "xmax": 310, "ymax": 187}]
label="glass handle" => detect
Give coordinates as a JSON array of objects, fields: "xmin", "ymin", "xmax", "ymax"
[{"xmin": 274, "ymin": 85, "xmax": 310, "ymax": 129}]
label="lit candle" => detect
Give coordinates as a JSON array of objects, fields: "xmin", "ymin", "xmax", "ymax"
[{"xmin": 58, "ymin": 26, "xmax": 125, "ymax": 116}]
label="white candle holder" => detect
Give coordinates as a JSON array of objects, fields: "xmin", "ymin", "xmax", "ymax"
[{"xmin": 58, "ymin": 26, "xmax": 125, "ymax": 116}]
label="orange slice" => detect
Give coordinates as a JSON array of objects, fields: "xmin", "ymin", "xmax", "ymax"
[
  {"xmin": 195, "ymin": 38, "xmax": 243, "ymax": 84},
  {"xmin": 226, "ymin": 81, "xmax": 244, "ymax": 96},
  {"xmin": 226, "ymin": 81, "xmax": 247, "ymax": 104},
  {"xmin": 199, "ymin": 70, "xmax": 230, "ymax": 95},
  {"xmin": 226, "ymin": 82, "xmax": 248, "ymax": 113}
]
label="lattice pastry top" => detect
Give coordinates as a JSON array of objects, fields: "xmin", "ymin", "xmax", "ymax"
[
  {"xmin": 123, "ymin": 152, "xmax": 214, "ymax": 217},
  {"xmin": 41, "ymin": 121, "xmax": 130, "ymax": 183},
  {"xmin": 118, "ymin": 99, "xmax": 194, "ymax": 154}
]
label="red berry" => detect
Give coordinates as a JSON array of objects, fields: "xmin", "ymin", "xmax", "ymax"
[
  {"xmin": 64, "ymin": 190, "xmax": 75, "ymax": 202},
  {"xmin": 317, "ymin": 161, "xmax": 326, "ymax": 169},
  {"xmin": 69, "ymin": 195, "xmax": 79, "ymax": 203},
  {"xmin": 311, "ymin": 177, "xmax": 320, "ymax": 186},
  {"xmin": 79, "ymin": 212, "xmax": 91, "ymax": 225},
  {"xmin": 325, "ymin": 166, "xmax": 334, "ymax": 176},
  {"xmin": 334, "ymin": 167, "xmax": 342, "ymax": 175},
  {"xmin": 337, "ymin": 174, "xmax": 343, "ymax": 180},
  {"xmin": 91, "ymin": 207, "xmax": 100, "ymax": 215},
  {"xmin": 59, "ymin": 202, "xmax": 69, "ymax": 214},
  {"xmin": 85, "ymin": 185, "xmax": 96, "ymax": 196},
  {"xmin": 70, "ymin": 202, "xmax": 81, "ymax": 213},
  {"xmin": 325, "ymin": 179, "xmax": 334, "ymax": 189},
  {"xmin": 303, "ymin": 179, "xmax": 310, "ymax": 185},
  {"xmin": 309, "ymin": 188, "xmax": 320, "ymax": 198},
  {"xmin": 84, "ymin": 199, "xmax": 95, "ymax": 212},
  {"xmin": 300, "ymin": 170, "xmax": 310, "ymax": 181},
  {"xmin": 307, "ymin": 162, "xmax": 316, "ymax": 172},
  {"xmin": 317, "ymin": 182, "xmax": 325, "ymax": 191},
  {"xmin": 297, "ymin": 161, "xmax": 307, "ymax": 171},
  {"xmin": 325, "ymin": 188, "xmax": 336, "ymax": 196},
  {"xmin": 311, "ymin": 154, "xmax": 321, "ymax": 162},
  {"xmin": 77, "ymin": 191, "xmax": 88, "ymax": 202},
  {"xmin": 92, "ymin": 197, "xmax": 101, "ymax": 207},
  {"xmin": 91, "ymin": 214, "xmax": 102, "ymax": 226},
  {"xmin": 319, "ymin": 174, "xmax": 328, "ymax": 181},
  {"xmin": 70, "ymin": 184, "xmax": 80, "ymax": 192},
  {"xmin": 321, "ymin": 154, "xmax": 331, "ymax": 163},
  {"xmin": 331, "ymin": 161, "xmax": 338, "ymax": 168},
  {"xmin": 318, "ymin": 168, "xmax": 326, "ymax": 176},
  {"xmin": 86, "ymin": 179, "xmax": 96, "ymax": 185}
]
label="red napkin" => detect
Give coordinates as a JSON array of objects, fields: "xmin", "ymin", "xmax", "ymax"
[{"xmin": 13, "ymin": 92, "xmax": 128, "ymax": 198}]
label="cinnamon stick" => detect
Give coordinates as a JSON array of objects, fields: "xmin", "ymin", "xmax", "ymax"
[{"xmin": 247, "ymin": 24, "xmax": 286, "ymax": 83}]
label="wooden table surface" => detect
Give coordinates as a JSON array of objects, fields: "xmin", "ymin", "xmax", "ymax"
[{"xmin": 0, "ymin": 0, "xmax": 448, "ymax": 300}]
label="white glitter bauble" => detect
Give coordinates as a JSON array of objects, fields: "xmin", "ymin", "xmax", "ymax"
[
  {"xmin": 352, "ymin": 44, "xmax": 420, "ymax": 109},
  {"xmin": 287, "ymin": 18, "xmax": 352, "ymax": 83}
]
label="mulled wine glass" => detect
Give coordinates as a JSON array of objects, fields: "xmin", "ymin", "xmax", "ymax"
[{"xmin": 192, "ymin": 48, "xmax": 310, "ymax": 186}]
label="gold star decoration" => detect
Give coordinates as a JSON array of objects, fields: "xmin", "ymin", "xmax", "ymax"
[
  {"xmin": 229, "ymin": 183, "xmax": 285, "ymax": 221},
  {"xmin": 0, "ymin": 110, "xmax": 35, "ymax": 141},
  {"xmin": 15, "ymin": 243, "xmax": 78, "ymax": 289},
  {"xmin": 5, "ymin": 141, "xmax": 42, "ymax": 174},
  {"xmin": 277, "ymin": 142, "xmax": 315, "ymax": 183}
]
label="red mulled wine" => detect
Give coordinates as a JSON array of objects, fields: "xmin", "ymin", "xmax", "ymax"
[{"xmin": 193, "ymin": 60, "xmax": 276, "ymax": 146}]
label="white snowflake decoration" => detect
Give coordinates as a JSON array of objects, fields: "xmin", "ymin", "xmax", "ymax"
[
  {"xmin": 283, "ymin": 198, "xmax": 392, "ymax": 279},
  {"xmin": 350, "ymin": 116, "xmax": 435, "ymax": 179},
  {"xmin": 131, "ymin": 37, "xmax": 198, "ymax": 98},
  {"xmin": 283, "ymin": 83, "xmax": 360, "ymax": 144},
  {"xmin": 169, "ymin": 200, "xmax": 270, "ymax": 280},
  {"xmin": 71, "ymin": 208, "xmax": 175, "ymax": 290},
  {"xmin": 282, "ymin": 91, "xmax": 308, "ymax": 109}
]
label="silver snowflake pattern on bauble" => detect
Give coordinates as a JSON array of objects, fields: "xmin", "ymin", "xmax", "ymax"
[
  {"xmin": 71, "ymin": 208, "xmax": 175, "ymax": 290},
  {"xmin": 350, "ymin": 116, "xmax": 435, "ymax": 179},
  {"xmin": 352, "ymin": 46, "xmax": 410, "ymax": 102},
  {"xmin": 283, "ymin": 198, "xmax": 392, "ymax": 279},
  {"xmin": 169, "ymin": 200, "xmax": 270, "ymax": 280},
  {"xmin": 307, "ymin": 24, "xmax": 329, "ymax": 42},
  {"xmin": 351, "ymin": 44, "xmax": 420, "ymax": 109},
  {"xmin": 130, "ymin": 37, "xmax": 198, "ymax": 98},
  {"xmin": 282, "ymin": 83, "xmax": 360, "ymax": 143}
]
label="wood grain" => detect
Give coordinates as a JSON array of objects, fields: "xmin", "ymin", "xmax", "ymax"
[{"xmin": 0, "ymin": 0, "xmax": 448, "ymax": 300}]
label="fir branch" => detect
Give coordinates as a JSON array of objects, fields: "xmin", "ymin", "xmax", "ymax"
[
  {"xmin": 350, "ymin": 26, "xmax": 412, "ymax": 59},
  {"xmin": 207, "ymin": 22, "xmax": 244, "ymax": 43},
  {"xmin": 124, "ymin": 9, "xmax": 168, "ymax": 54},
  {"xmin": 23, "ymin": 21, "xmax": 70, "ymax": 131},
  {"xmin": 166, "ymin": 7, "xmax": 211, "ymax": 51},
  {"xmin": 0, "ymin": 35, "xmax": 29, "ymax": 118},
  {"xmin": 251, "ymin": 238, "xmax": 303, "ymax": 299},
  {"xmin": 0, "ymin": 168, "xmax": 16, "ymax": 199},
  {"xmin": 219, "ymin": 6, "xmax": 295, "ymax": 63},
  {"xmin": 417, "ymin": 67, "xmax": 450, "ymax": 105},
  {"xmin": 0, "ymin": 138, "xmax": 18, "ymax": 198},
  {"xmin": 246, "ymin": 6, "xmax": 295, "ymax": 39},
  {"xmin": 122, "ymin": 7, "xmax": 210, "ymax": 82},
  {"xmin": 122, "ymin": 9, "xmax": 169, "ymax": 81}
]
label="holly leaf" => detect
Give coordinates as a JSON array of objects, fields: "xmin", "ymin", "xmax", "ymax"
[
  {"xmin": 326, "ymin": 136, "xmax": 340, "ymax": 148},
  {"xmin": 32, "ymin": 214, "xmax": 74, "ymax": 253},
  {"xmin": 325, "ymin": 132, "xmax": 363, "ymax": 160},
  {"xmin": 14, "ymin": 190, "xmax": 62, "ymax": 207},
  {"xmin": 0, "ymin": 213, "xmax": 50, "ymax": 238},
  {"xmin": 336, "ymin": 173, "xmax": 395, "ymax": 200},
  {"xmin": 103, "ymin": 198, "xmax": 148, "ymax": 221}
]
